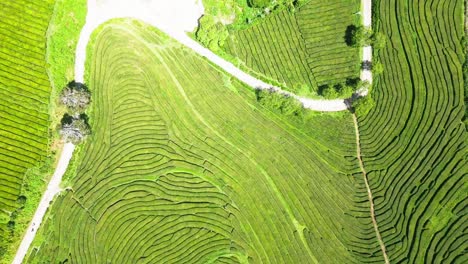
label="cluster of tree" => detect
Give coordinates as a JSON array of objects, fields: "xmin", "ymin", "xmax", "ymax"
[
  {"xmin": 318, "ymin": 78, "xmax": 368, "ymax": 99},
  {"xmin": 59, "ymin": 81, "xmax": 91, "ymax": 144},
  {"xmin": 345, "ymin": 25, "xmax": 386, "ymax": 48},
  {"xmin": 195, "ymin": 15, "xmax": 229, "ymax": 52},
  {"xmin": 255, "ymin": 88, "xmax": 304, "ymax": 117}
]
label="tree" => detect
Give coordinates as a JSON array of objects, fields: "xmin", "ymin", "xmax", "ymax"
[
  {"xmin": 60, "ymin": 81, "xmax": 91, "ymax": 112},
  {"xmin": 345, "ymin": 25, "xmax": 372, "ymax": 47},
  {"xmin": 320, "ymin": 84, "xmax": 339, "ymax": 99},
  {"xmin": 372, "ymin": 32, "xmax": 387, "ymax": 50},
  {"xmin": 60, "ymin": 114, "xmax": 91, "ymax": 144},
  {"xmin": 196, "ymin": 15, "xmax": 229, "ymax": 52},
  {"xmin": 255, "ymin": 88, "xmax": 304, "ymax": 117},
  {"xmin": 372, "ymin": 61, "xmax": 384, "ymax": 75}
]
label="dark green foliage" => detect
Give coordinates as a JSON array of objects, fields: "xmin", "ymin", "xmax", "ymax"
[
  {"xmin": 318, "ymin": 78, "xmax": 361, "ymax": 99},
  {"xmin": 60, "ymin": 81, "xmax": 91, "ymax": 113},
  {"xmin": 60, "ymin": 114, "xmax": 91, "ymax": 144}
]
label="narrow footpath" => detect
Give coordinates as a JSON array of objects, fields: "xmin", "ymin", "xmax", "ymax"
[{"xmin": 352, "ymin": 114, "xmax": 390, "ymax": 264}]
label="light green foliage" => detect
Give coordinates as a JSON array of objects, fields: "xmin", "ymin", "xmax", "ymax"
[
  {"xmin": 222, "ymin": 0, "xmax": 361, "ymax": 94},
  {"xmin": 0, "ymin": 0, "xmax": 55, "ymax": 261},
  {"xmin": 354, "ymin": 0, "xmax": 467, "ymax": 262},
  {"xmin": 347, "ymin": 25, "xmax": 372, "ymax": 47},
  {"xmin": 371, "ymin": 32, "xmax": 387, "ymax": 50},
  {"xmin": 28, "ymin": 20, "xmax": 365, "ymax": 263},
  {"xmin": 195, "ymin": 15, "xmax": 229, "ymax": 51},
  {"xmin": 352, "ymin": 96, "xmax": 374, "ymax": 116},
  {"xmin": 372, "ymin": 61, "xmax": 384, "ymax": 75},
  {"xmin": 47, "ymin": 0, "xmax": 87, "ymax": 91}
]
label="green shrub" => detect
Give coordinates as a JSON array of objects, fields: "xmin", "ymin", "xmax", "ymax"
[{"xmin": 195, "ymin": 15, "xmax": 229, "ymax": 51}]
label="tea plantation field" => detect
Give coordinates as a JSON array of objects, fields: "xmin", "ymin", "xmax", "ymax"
[
  {"xmin": 26, "ymin": 20, "xmax": 372, "ymax": 263},
  {"xmin": 221, "ymin": 0, "xmax": 361, "ymax": 94},
  {"xmin": 355, "ymin": 0, "xmax": 467, "ymax": 263},
  {"xmin": 0, "ymin": 0, "xmax": 54, "ymax": 258}
]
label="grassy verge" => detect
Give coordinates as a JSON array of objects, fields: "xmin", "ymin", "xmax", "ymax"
[{"xmin": 47, "ymin": 0, "xmax": 87, "ymax": 93}]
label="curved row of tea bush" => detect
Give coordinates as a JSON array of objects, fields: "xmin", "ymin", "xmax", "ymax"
[
  {"xmin": 0, "ymin": 0, "xmax": 54, "ymax": 259},
  {"xmin": 222, "ymin": 0, "xmax": 361, "ymax": 95},
  {"xmin": 223, "ymin": 9, "xmax": 315, "ymax": 94},
  {"xmin": 28, "ymin": 20, "xmax": 370, "ymax": 263},
  {"xmin": 355, "ymin": 0, "xmax": 467, "ymax": 263}
]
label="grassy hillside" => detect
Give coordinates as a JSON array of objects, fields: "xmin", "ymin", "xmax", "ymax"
[
  {"xmin": 27, "ymin": 20, "xmax": 368, "ymax": 263},
  {"xmin": 354, "ymin": 0, "xmax": 467, "ymax": 263},
  {"xmin": 0, "ymin": 0, "xmax": 55, "ymax": 260},
  {"xmin": 213, "ymin": 0, "xmax": 361, "ymax": 95}
]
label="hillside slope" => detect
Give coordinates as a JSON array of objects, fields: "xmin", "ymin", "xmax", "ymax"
[{"xmin": 27, "ymin": 20, "xmax": 365, "ymax": 263}]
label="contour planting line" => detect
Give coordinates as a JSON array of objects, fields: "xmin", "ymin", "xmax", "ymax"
[
  {"xmin": 74, "ymin": 0, "xmax": 372, "ymax": 112},
  {"xmin": 12, "ymin": 143, "xmax": 76, "ymax": 264}
]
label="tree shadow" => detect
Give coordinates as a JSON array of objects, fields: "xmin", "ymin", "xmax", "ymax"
[{"xmin": 344, "ymin": 25, "xmax": 357, "ymax": 46}]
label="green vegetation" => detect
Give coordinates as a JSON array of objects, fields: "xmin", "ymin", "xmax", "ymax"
[
  {"xmin": 224, "ymin": 8, "xmax": 315, "ymax": 93},
  {"xmin": 0, "ymin": 0, "xmax": 56, "ymax": 261},
  {"xmin": 198, "ymin": 0, "xmax": 361, "ymax": 96},
  {"xmin": 47, "ymin": 0, "xmax": 87, "ymax": 92},
  {"xmin": 200, "ymin": 0, "xmax": 306, "ymax": 28},
  {"xmin": 195, "ymin": 15, "xmax": 229, "ymax": 52},
  {"xmin": 27, "ymin": 20, "xmax": 369, "ymax": 263},
  {"xmin": 353, "ymin": 0, "xmax": 467, "ymax": 262}
]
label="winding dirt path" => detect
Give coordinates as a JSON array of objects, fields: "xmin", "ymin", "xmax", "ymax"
[{"xmin": 352, "ymin": 114, "xmax": 390, "ymax": 264}]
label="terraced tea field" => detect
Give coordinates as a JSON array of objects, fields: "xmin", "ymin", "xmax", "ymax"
[
  {"xmin": 223, "ymin": 0, "xmax": 361, "ymax": 93},
  {"xmin": 354, "ymin": 0, "xmax": 467, "ymax": 263},
  {"xmin": 26, "ymin": 20, "xmax": 371, "ymax": 263},
  {"xmin": 0, "ymin": 0, "xmax": 54, "ymax": 258}
]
